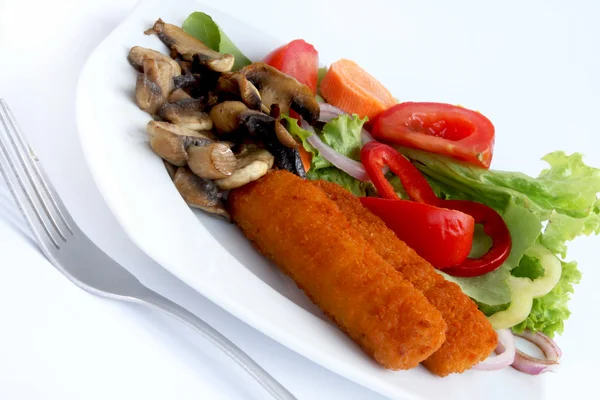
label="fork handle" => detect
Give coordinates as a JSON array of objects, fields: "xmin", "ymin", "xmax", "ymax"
[{"xmin": 138, "ymin": 290, "xmax": 297, "ymax": 400}]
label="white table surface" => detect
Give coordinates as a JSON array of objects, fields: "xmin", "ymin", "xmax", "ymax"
[{"xmin": 0, "ymin": 1, "xmax": 597, "ymax": 399}]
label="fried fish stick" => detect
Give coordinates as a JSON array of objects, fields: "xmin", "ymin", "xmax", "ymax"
[
  {"xmin": 313, "ymin": 180, "xmax": 497, "ymax": 376},
  {"xmin": 228, "ymin": 171, "xmax": 447, "ymax": 370}
]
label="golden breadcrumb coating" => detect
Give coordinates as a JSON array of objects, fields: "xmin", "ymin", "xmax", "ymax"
[
  {"xmin": 313, "ymin": 180, "xmax": 497, "ymax": 376},
  {"xmin": 228, "ymin": 171, "xmax": 447, "ymax": 370}
]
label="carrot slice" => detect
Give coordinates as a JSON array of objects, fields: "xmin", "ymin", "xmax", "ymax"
[
  {"xmin": 298, "ymin": 145, "xmax": 312, "ymax": 172},
  {"xmin": 320, "ymin": 59, "xmax": 396, "ymax": 120}
]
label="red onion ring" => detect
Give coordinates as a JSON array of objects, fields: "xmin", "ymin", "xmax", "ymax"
[
  {"xmin": 301, "ymin": 120, "xmax": 370, "ymax": 182},
  {"xmin": 318, "ymin": 103, "xmax": 375, "ymax": 145},
  {"xmin": 473, "ymin": 329, "xmax": 516, "ymax": 371},
  {"xmin": 318, "ymin": 103, "xmax": 346, "ymax": 122},
  {"xmin": 514, "ymin": 330, "xmax": 562, "ymax": 359},
  {"xmin": 511, "ymin": 331, "xmax": 561, "ymax": 375}
]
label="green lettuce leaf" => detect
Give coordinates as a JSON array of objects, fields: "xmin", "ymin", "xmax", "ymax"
[
  {"xmin": 541, "ymin": 210, "xmax": 600, "ymax": 258},
  {"xmin": 307, "ymin": 167, "xmax": 370, "ymax": 197},
  {"xmin": 182, "ymin": 12, "xmax": 251, "ymax": 70},
  {"xmin": 399, "ymin": 147, "xmax": 599, "ymax": 336},
  {"xmin": 438, "ymin": 202, "xmax": 541, "ymax": 305},
  {"xmin": 283, "ymin": 113, "xmax": 369, "ymax": 196},
  {"xmin": 320, "ymin": 114, "xmax": 367, "ymax": 161}
]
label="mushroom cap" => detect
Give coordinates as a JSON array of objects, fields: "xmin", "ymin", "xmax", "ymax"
[
  {"xmin": 215, "ymin": 148, "xmax": 274, "ymax": 190},
  {"xmin": 216, "ymin": 73, "xmax": 266, "ymax": 112},
  {"xmin": 135, "ymin": 59, "xmax": 176, "ymax": 115},
  {"xmin": 146, "ymin": 120, "xmax": 212, "ymax": 166},
  {"xmin": 209, "ymin": 101, "xmax": 249, "ymax": 134},
  {"xmin": 168, "ymin": 88, "xmax": 192, "ymax": 103},
  {"xmin": 173, "ymin": 167, "xmax": 230, "ymax": 220},
  {"xmin": 128, "ymin": 46, "xmax": 181, "ymax": 76},
  {"xmin": 239, "ymin": 62, "xmax": 320, "ymax": 124},
  {"xmin": 158, "ymin": 101, "xmax": 213, "ymax": 131},
  {"xmin": 187, "ymin": 142, "xmax": 237, "ymax": 180},
  {"xmin": 148, "ymin": 19, "xmax": 234, "ymax": 73}
]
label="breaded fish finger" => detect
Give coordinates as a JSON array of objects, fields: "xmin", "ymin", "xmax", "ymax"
[
  {"xmin": 228, "ymin": 171, "xmax": 447, "ymax": 370},
  {"xmin": 313, "ymin": 180, "xmax": 497, "ymax": 376}
]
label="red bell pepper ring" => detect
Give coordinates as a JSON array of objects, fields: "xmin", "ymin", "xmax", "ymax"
[
  {"xmin": 360, "ymin": 140, "xmax": 439, "ymax": 205},
  {"xmin": 360, "ymin": 142, "xmax": 511, "ymax": 277},
  {"xmin": 360, "ymin": 197, "xmax": 475, "ymax": 269},
  {"xmin": 441, "ymin": 200, "xmax": 512, "ymax": 277}
]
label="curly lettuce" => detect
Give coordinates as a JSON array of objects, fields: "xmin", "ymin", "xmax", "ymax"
[
  {"xmin": 283, "ymin": 114, "xmax": 371, "ymax": 196},
  {"xmin": 400, "ymin": 147, "xmax": 600, "ymax": 337}
]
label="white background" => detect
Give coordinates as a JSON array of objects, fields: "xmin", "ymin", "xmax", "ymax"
[{"xmin": 0, "ymin": 0, "xmax": 599, "ymax": 399}]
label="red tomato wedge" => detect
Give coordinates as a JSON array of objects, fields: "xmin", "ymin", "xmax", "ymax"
[
  {"xmin": 371, "ymin": 102, "xmax": 496, "ymax": 168},
  {"xmin": 263, "ymin": 39, "xmax": 319, "ymax": 94}
]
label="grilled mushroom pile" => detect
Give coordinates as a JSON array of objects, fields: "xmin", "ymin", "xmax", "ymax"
[{"xmin": 128, "ymin": 18, "xmax": 320, "ymax": 220}]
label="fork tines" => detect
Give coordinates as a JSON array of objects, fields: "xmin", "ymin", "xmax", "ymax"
[{"xmin": 0, "ymin": 99, "xmax": 73, "ymax": 250}]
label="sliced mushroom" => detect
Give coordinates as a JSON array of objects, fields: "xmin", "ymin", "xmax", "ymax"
[
  {"xmin": 173, "ymin": 73, "xmax": 200, "ymax": 90},
  {"xmin": 135, "ymin": 59, "xmax": 176, "ymax": 114},
  {"xmin": 168, "ymin": 88, "xmax": 192, "ymax": 103},
  {"xmin": 238, "ymin": 109, "xmax": 276, "ymax": 137},
  {"xmin": 236, "ymin": 109, "xmax": 296, "ymax": 148},
  {"xmin": 239, "ymin": 62, "xmax": 320, "ymax": 124},
  {"xmin": 274, "ymin": 120, "xmax": 299, "ymax": 149},
  {"xmin": 177, "ymin": 60, "xmax": 193, "ymax": 75},
  {"xmin": 147, "ymin": 19, "xmax": 234, "ymax": 73},
  {"xmin": 187, "ymin": 143, "xmax": 236, "ymax": 179},
  {"xmin": 158, "ymin": 101, "xmax": 213, "ymax": 131},
  {"xmin": 216, "ymin": 73, "xmax": 267, "ymax": 112},
  {"xmin": 209, "ymin": 101, "xmax": 248, "ymax": 134},
  {"xmin": 173, "ymin": 167, "xmax": 230, "ymax": 220},
  {"xmin": 146, "ymin": 121, "xmax": 212, "ymax": 165},
  {"xmin": 215, "ymin": 148, "xmax": 274, "ymax": 190},
  {"xmin": 269, "ymin": 145, "xmax": 307, "ymax": 179},
  {"xmin": 128, "ymin": 46, "xmax": 181, "ymax": 76}
]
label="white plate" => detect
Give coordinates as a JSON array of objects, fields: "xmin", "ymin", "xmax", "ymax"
[{"xmin": 76, "ymin": 0, "xmax": 600, "ymax": 399}]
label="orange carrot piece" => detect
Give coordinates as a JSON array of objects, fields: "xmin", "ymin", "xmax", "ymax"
[
  {"xmin": 320, "ymin": 59, "xmax": 396, "ymax": 120},
  {"xmin": 298, "ymin": 145, "xmax": 312, "ymax": 172}
]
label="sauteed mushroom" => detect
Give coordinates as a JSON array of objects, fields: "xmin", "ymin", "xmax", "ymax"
[
  {"xmin": 135, "ymin": 59, "xmax": 176, "ymax": 114},
  {"xmin": 215, "ymin": 147, "xmax": 274, "ymax": 190},
  {"xmin": 146, "ymin": 121, "xmax": 212, "ymax": 165},
  {"xmin": 128, "ymin": 46, "xmax": 181, "ymax": 75},
  {"xmin": 147, "ymin": 19, "xmax": 234, "ymax": 73},
  {"xmin": 187, "ymin": 143, "xmax": 237, "ymax": 179},
  {"xmin": 158, "ymin": 101, "xmax": 213, "ymax": 131},
  {"xmin": 216, "ymin": 72, "xmax": 266, "ymax": 112},
  {"xmin": 237, "ymin": 109, "xmax": 297, "ymax": 149},
  {"xmin": 173, "ymin": 167, "xmax": 230, "ymax": 220},
  {"xmin": 239, "ymin": 62, "xmax": 320, "ymax": 124},
  {"xmin": 168, "ymin": 88, "xmax": 192, "ymax": 103},
  {"xmin": 209, "ymin": 101, "xmax": 248, "ymax": 134}
]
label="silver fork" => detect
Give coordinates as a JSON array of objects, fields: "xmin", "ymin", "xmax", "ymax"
[{"xmin": 0, "ymin": 99, "xmax": 297, "ymax": 400}]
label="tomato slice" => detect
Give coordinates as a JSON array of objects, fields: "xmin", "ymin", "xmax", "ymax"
[
  {"xmin": 263, "ymin": 39, "xmax": 319, "ymax": 94},
  {"xmin": 371, "ymin": 102, "xmax": 495, "ymax": 168}
]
